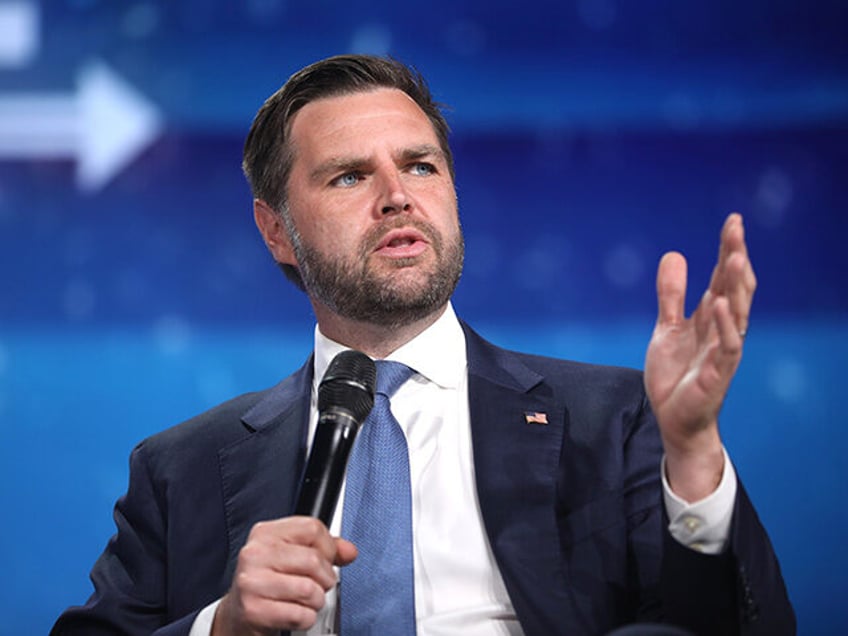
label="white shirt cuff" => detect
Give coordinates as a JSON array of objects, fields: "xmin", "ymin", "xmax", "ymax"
[
  {"xmin": 189, "ymin": 599, "xmax": 221, "ymax": 636},
  {"xmin": 662, "ymin": 446, "xmax": 737, "ymax": 555}
]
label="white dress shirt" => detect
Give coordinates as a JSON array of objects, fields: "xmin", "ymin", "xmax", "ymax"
[{"xmin": 191, "ymin": 303, "xmax": 736, "ymax": 635}]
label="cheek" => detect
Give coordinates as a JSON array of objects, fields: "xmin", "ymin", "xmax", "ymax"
[
  {"xmin": 431, "ymin": 190, "xmax": 460, "ymax": 228},
  {"xmin": 409, "ymin": 180, "xmax": 457, "ymax": 215},
  {"xmin": 288, "ymin": 194, "xmax": 354, "ymax": 243},
  {"xmin": 304, "ymin": 211, "xmax": 369, "ymax": 256}
]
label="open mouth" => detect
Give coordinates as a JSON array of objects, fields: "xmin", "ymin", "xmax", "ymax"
[{"xmin": 375, "ymin": 228, "xmax": 429, "ymax": 258}]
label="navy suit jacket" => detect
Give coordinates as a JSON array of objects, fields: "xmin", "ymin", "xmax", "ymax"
[{"xmin": 53, "ymin": 323, "xmax": 794, "ymax": 635}]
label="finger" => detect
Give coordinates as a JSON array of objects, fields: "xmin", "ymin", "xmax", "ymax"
[
  {"xmin": 334, "ymin": 537, "xmax": 358, "ymax": 566},
  {"xmin": 273, "ymin": 544, "xmax": 338, "ymax": 590},
  {"xmin": 725, "ymin": 251, "xmax": 756, "ymax": 336},
  {"xmin": 244, "ymin": 519, "xmax": 339, "ymax": 589},
  {"xmin": 252, "ymin": 517, "xmax": 338, "ymax": 562},
  {"xmin": 656, "ymin": 251, "xmax": 687, "ymax": 327},
  {"xmin": 692, "ymin": 289, "xmax": 714, "ymax": 346},
  {"xmin": 236, "ymin": 566, "xmax": 329, "ymax": 610},
  {"xmin": 713, "ymin": 296, "xmax": 744, "ymax": 372},
  {"xmin": 709, "ymin": 212, "xmax": 746, "ymax": 296},
  {"xmin": 710, "ymin": 214, "xmax": 757, "ymax": 335},
  {"xmin": 231, "ymin": 585, "xmax": 322, "ymax": 632},
  {"xmin": 238, "ymin": 540, "xmax": 337, "ymax": 592}
]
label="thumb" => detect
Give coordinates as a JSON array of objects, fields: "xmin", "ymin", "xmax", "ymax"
[{"xmin": 334, "ymin": 537, "xmax": 358, "ymax": 566}]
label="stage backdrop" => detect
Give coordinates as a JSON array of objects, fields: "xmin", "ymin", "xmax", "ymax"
[{"xmin": 1, "ymin": 1, "xmax": 845, "ymax": 634}]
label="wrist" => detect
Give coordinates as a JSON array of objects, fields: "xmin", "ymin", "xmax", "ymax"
[
  {"xmin": 210, "ymin": 594, "xmax": 240, "ymax": 636},
  {"xmin": 662, "ymin": 426, "xmax": 725, "ymax": 502}
]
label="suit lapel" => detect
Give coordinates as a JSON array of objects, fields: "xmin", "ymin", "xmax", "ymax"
[
  {"xmin": 213, "ymin": 329, "xmax": 575, "ymax": 631},
  {"xmin": 463, "ymin": 324, "xmax": 572, "ymax": 634},
  {"xmin": 217, "ymin": 357, "xmax": 313, "ymax": 582}
]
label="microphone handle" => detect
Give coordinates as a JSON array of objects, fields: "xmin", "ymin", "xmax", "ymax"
[{"xmin": 294, "ymin": 409, "xmax": 361, "ymax": 526}]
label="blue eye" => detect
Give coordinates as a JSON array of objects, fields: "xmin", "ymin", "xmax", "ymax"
[
  {"xmin": 410, "ymin": 163, "xmax": 434, "ymax": 176},
  {"xmin": 334, "ymin": 173, "xmax": 359, "ymax": 187}
]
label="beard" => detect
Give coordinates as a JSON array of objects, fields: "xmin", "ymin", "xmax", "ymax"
[{"xmin": 291, "ymin": 216, "xmax": 464, "ymax": 328}]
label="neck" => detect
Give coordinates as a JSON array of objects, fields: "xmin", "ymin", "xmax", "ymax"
[{"xmin": 312, "ymin": 303, "xmax": 448, "ymax": 359}]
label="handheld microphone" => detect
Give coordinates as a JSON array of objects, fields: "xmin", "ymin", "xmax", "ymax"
[{"xmin": 294, "ymin": 349, "xmax": 376, "ymax": 526}]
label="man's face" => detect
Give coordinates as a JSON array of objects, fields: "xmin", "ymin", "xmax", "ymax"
[{"xmin": 281, "ymin": 88, "xmax": 464, "ymax": 327}]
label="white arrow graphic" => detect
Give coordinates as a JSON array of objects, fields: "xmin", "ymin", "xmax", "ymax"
[{"xmin": 0, "ymin": 61, "xmax": 162, "ymax": 191}]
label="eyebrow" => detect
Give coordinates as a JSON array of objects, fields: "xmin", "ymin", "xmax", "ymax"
[
  {"xmin": 309, "ymin": 156, "xmax": 370, "ymax": 184},
  {"xmin": 309, "ymin": 144, "xmax": 446, "ymax": 184},
  {"xmin": 398, "ymin": 144, "xmax": 445, "ymax": 163}
]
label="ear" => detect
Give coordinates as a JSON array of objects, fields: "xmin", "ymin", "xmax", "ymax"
[{"xmin": 254, "ymin": 199, "xmax": 297, "ymax": 266}]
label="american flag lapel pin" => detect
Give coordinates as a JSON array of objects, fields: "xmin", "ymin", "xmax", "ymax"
[{"xmin": 524, "ymin": 411, "xmax": 548, "ymax": 425}]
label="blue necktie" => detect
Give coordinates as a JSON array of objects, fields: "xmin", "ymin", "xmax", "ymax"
[{"xmin": 340, "ymin": 360, "xmax": 416, "ymax": 635}]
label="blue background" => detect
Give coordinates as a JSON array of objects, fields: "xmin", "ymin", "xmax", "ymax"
[{"xmin": 1, "ymin": 1, "xmax": 846, "ymax": 633}]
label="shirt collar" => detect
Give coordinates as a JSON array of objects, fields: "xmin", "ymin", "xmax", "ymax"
[{"xmin": 313, "ymin": 302, "xmax": 466, "ymax": 393}]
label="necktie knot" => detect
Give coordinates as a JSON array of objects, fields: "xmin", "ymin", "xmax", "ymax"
[{"xmin": 375, "ymin": 359, "xmax": 414, "ymax": 399}]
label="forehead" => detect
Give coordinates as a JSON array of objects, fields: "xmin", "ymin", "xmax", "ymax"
[{"xmin": 288, "ymin": 88, "xmax": 439, "ymax": 159}]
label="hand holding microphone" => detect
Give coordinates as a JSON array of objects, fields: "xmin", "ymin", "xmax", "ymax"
[{"xmin": 214, "ymin": 351, "xmax": 375, "ymax": 635}]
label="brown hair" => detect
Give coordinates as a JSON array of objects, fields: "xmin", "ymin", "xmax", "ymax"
[
  {"xmin": 242, "ymin": 54, "xmax": 454, "ymax": 289},
  {"xmin": 243, "ymin": 54, "xmax": 453, "ymax": 210}
]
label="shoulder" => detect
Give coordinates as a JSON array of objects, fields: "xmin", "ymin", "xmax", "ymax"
[
  {"xmin": 144, "ymin": 389, "xmax": 267, "ymax": 452},
  {"xmin": 128, "ymin": 388, "xmax": 269, "ymax": 486},
  {"xmin": 461, "ymin": 320, "xmax": 646, "ymax": 399},
  {"xmin": 135, "ymin": 356, "xmax": 312, "ymax": 474}
]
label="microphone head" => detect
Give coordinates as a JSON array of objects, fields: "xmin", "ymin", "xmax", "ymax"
[{"xmin": 318, "ymin": 350, "xmax": 376, "ymax": 422}]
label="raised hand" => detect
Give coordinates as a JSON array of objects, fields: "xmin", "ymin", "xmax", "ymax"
[{"xmin": 644, "ymin": 213, "xmax": 756, "ymax": 501}]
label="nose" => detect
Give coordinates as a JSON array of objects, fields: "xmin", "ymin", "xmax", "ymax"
[{"xmin": 378, "ymin": 170, "xmax": 412, "ymax": 216}]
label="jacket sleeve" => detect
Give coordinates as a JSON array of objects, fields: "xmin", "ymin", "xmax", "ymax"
[
  {"xmin": 629, "ymin": 399, "xmax": 796, "ymax": 635},
  {"xmin": 597, "ymin": 382, "xmax": 794, "ymax": 635},
  {"xmin": 50, "ymin": 441, "xmax": 197, "ymax": 636}
]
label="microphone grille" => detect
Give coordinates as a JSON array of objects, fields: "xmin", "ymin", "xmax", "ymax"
[{"xmin": 318, "ymin": 350, "xmax": 376, "ymax": 422}]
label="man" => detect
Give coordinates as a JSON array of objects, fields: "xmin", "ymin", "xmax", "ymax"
[{"xmin": 53, "ymin": 55, "xmax": 794, "ymax": 635}]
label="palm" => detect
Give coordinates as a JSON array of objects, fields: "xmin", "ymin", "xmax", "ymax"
[
  {"xmin": 645, "ymin": 299, "xmax": 735, "ymax": 437},
  {"xmin": 644, "ymin": 214, "xmax": 754, "ymax": 451}
]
